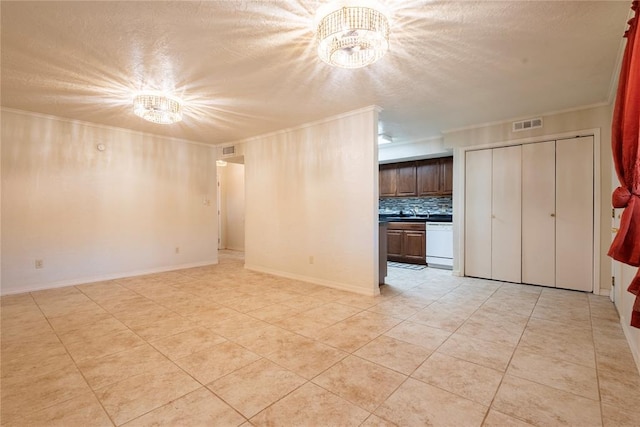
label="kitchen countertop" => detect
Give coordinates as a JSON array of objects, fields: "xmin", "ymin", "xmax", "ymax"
[{"xmin": 379, "ymin": 214, "xmax": 452, "ymax": 223}]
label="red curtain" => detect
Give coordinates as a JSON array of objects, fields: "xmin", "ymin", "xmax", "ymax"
[{"xmin": 609, "ymin": 1, "xmax": 640, "ymax": 328}]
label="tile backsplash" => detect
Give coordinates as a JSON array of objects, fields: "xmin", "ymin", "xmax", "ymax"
[{"xmin": 379, "ymin": 197, "xmax": 453, "ymax": 215}]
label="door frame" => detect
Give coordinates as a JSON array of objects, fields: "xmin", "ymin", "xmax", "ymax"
[
  {"xmin": 452, "ymin": 128, "xmax": 602, "ymax": 295},
  {"xmin": 217, "ymin": 172, "xmax": 223, "ymax": 250}
]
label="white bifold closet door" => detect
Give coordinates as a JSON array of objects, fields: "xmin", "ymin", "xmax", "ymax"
[
  {"xmin": 555, "ymin": 136, "xmax": 594, "ymax": 292},
  {"xmin": 522, "ymin": 141, "xmax": 556, "ymax": 287},
  {"xmin": 465, "ymin": 149, "xmax": 492, "ymax": 279},
  {"xmin": 465, "ymin": 137, "xmax": 594, "ymax": 291},
  {"xmin": 491, "ymin": 145, "xmax": 522, "ymax": 283}
]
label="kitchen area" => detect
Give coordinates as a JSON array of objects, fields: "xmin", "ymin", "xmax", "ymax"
[{"xmin": 378, "ymin": 156, "xmax": 453, "ymax": 283}]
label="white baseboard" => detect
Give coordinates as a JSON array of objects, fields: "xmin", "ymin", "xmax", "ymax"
[
  {"xmin": 244, "ymin": 264, "xmax": 379, "ymax": 297},
  {"xmin": 0, "ymin": 259, "xmax": 219, "ymax": 296},
  {"xmin": 620, "ymin": 320, "xmax": 640, "ymax": 375}
]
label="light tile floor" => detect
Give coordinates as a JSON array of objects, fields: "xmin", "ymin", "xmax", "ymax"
[{"xmin": 2, "ymin": 252, "xmax": 639, "ymax": 426}]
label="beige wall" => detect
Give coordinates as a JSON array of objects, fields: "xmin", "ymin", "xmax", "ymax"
[
  {"xmin": 1, "ymin": 109, "xmax": 218, "ymax": 294},
  {"xmin": 244, "ymin": 107, "xmax": 380, "ymax": 296},
  {"xmin": 444, "ymin": 104, "xmax": 614, "ymax": 292},
  {"xmin": 220, "ymin": 162, "xmax": 245, "ymax": 251}
]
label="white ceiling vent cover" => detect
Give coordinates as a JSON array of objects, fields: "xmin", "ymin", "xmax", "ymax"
[
  {"xmin": 512, "ymin": 117, "xmax": 543, "ymax": 132},
  {"xmin": 218, "ymin": 143, "xmax": 245, "ymax": 159}
]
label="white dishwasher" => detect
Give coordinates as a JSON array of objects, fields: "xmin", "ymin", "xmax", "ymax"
[{"xmin": 426, "ymin": 222, "xmax": 453, "ymax": 269}]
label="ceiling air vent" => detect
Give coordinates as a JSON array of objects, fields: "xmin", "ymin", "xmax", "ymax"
[
  {"xmin": 512, "ymin": 117, "xmax": 543, "ymax": 132},
  {"xmin": 218, "ymin": 143, "xmax": 244, "ymax": 159}
]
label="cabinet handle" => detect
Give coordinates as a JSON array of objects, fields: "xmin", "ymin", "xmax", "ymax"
[{"xmin": 550, "ymin": 213, "xmax": 555, "ymax": 217}]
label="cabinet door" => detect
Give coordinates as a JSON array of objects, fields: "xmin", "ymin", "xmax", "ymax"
[
  {"xmin": 556, "ymin": 136, "xmax": 593, "ymax": 292},
  {"xmin": 379, "ymin": 164, "xmax": 397, "ymax": 197},
  {"xmin": 403, "ymin": 231, "xmax": 426, "ymax": 264},
  {"xmin": 491, "ymin": 145, "xmax": 522, "ymax": 283},
  {"xmin": 440, "ymin": 157, "xmax": 453, "ymax": 195},
  {"xmin": 387, "ymin": 229, "xmax": 404, "ymax": 261},
  {"xmin": 417, "ymin": 159, "xmax": 441, "ymax": 196},
  {"xmin": 522, "ymin": 141, "xmax": 556, "ymax": 287},
  {"xmin": 379, "ymin": 224, "xmax": 388, "ymax": 284},
  {"xmin": 396, "ymin": 162, "xmax": 417, "ymax": 196},
  {"xmin": 465, "ymin": 149, "xmax": 493, "ymax": 279}
]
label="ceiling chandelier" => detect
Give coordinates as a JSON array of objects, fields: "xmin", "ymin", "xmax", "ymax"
[
  {"xmin": 316, "ymin": 3, "xmax": 390, "ymax": 69},
  {"xmin": 133, "ymin": 92, "xmax": 183, "ymax": 124}
]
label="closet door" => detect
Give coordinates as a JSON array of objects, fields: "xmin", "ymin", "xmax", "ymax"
[
  {"xmin": 491, "ymin": 145, "xmax": 522, "ymax": 283},
  {"xmin": 522, "ymin": 141, "xmax": 556, "ymax": 287},
  {"xmin": 556, "ymin": 136, "xmax": 593, "ymax": 292},
  {"xmin": 465, "ymin": 149, "xmax": 492, "ymax": 279}
]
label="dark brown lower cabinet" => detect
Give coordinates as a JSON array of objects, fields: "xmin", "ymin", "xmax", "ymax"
[
  {"xmin": 386, "ymin": 222, "xmax": 426, "ymax": 265},
  {"xmin": 379, "ymin": 222, "xmax": 388, "ymax": 285},
  {"xmin": 403, "ymin": 230, "xmax": 427, "ymax": 264},
  {"xmin": 387, "ymin": 230, "xmax": 403, "ymax": 259}
]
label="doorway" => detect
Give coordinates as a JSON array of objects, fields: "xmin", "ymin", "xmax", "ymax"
[{"xmin": 217, "ymin": 157, "xmax": 245, "ymax": 252}]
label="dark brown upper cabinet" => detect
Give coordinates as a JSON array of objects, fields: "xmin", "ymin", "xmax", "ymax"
[
  {"xmin": 380, "ymin": 157, "xmax": 453, "ymax": 198},
  {"xmin": 419, "ymin": 156, "xmax": 453, "ymax": 196},
  {"xmin": 440, "ymin": 156, "xmax": 453, "ymax": 194},
  {"xmin": 417, "ymin": 159, "xmax": 441, "ymax": 196},
  {"xmin": 379, "ymin": 164, "xmax": 398, "ymax": 197},
  {"xmin": 396, "ymin": 162, "xmax": 417, "ymax": 196}
]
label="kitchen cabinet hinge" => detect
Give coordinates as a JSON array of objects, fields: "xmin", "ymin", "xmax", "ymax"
[
  {"xmin": 612, "ymin": 276, "xmax": 615, "ymax": 287},
  {"xmin": 612, "ymin": 208, "xmax": 615, "ymax": 218}
]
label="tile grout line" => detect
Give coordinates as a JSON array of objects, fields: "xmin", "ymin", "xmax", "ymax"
[
  {"xmin": 4, "ymin": 258, "xmax": 633, "ymax": 426},
  {"xmin": 475, "ymin": 285, "xmax": 543, "ymax": 426},
  {"xmin": 74, "ymin": 282, "xmax": 246, "ymax": 426},
  {"xmin": 28, "ymin": 288, "xmax": 118, "ymax": 427},
  {"xmin": 588, "ymin": 295, "xmax": 606, "ymax": 427}
]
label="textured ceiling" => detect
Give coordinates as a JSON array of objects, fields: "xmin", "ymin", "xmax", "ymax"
[{"xmin": 0, "ymin": 1, "xmax": 632, "ymax": 145}]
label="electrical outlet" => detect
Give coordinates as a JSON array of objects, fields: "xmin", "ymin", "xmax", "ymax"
[
  {"xmin": 175, "ymin": 247, "xmax": 180, "ymax": 254},
  {"xmin": 35, "ymin": 259, "xmax": 43, "ymax": 269}
]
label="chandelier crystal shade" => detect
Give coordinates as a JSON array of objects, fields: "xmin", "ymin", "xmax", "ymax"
[
  {"xmin": 317, "ymin": 5, "xmax": 390, "ymax": 69},
  {"xmin": 133, "ymin": 93, "xmax": 183, "ymax": 124}
]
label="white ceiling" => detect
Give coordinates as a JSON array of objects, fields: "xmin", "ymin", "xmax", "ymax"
[{"xmin": 0, "ymin": 1, "xmax": 632, "ymax": 146}]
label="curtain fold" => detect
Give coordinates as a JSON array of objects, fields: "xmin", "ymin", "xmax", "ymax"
[{"xmin": 609, "ymin": 1, "xmax": 640, "ymax": 328}]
